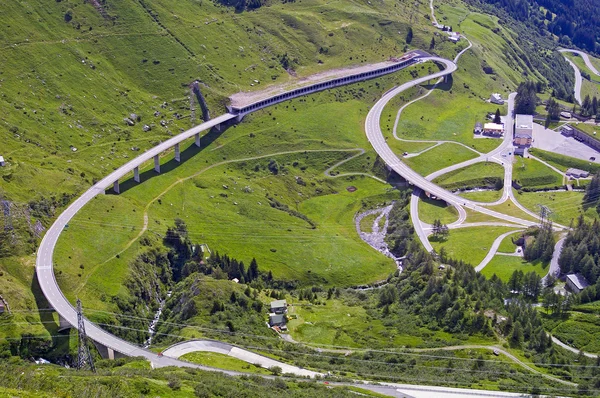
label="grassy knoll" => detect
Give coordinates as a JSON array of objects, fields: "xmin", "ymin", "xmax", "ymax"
[
  {"xmin": 529, "ymin": 147, "xmax": 600, "ymax": 174},
  {"xmin": 430, "ymin": 226, "xmax": 517, "ymax": 266},
  {"xmin": 498, "ymin": 232, "xmax": 523, "ymax": 253},
  {"xmin": 548, "ymin": 311, "xmax": 600, "ymax": 354},
  {"xmin": 512, "ymin": 157, "xmax": 564, "ymax": 189},
  {"xmin": 459, "ymin": 189, "xmax": 503, "ymax": 202},
  {"xmin": 480, "ymin": 256, "xmax": 547, "ymax": 282},
  {"xmin": 403, "ymin": 143, "xmax": 478, "ymax": 176},
  {"xmin": 135, "ymin": 155, "xmax": 398, "ymax": 287},
  {"xmin": 432, "ymin": 162, "xmax": 504, "ymax": 190},
  {"xmin": 55, "ymin": 151, "xmax": 399, "ymax": 316},
  {"xmin": 513, "ymin": 190, "xmax": 598, "ymax": 226},
  {"xmin": 418, "ymin": 196, "xmax": 459, "ymax": 225},
  {"xmin": 180, "ymin": 351, "xmax": 272, "ymax": 375}
]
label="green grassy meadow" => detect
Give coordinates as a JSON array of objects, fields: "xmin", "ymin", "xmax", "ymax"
[
  {"xmin": 286, "ymin": 299, "xmax": 456, "ymax": 349},
  {"xmin": 403, "ymin": 143, "xmax": 478, "ymax": 176},
  {"xmin": 55, "ymin": 148, "xmax": 400, "ymax": 311},
  {"xmin": 512, "ymin": 157, "xmax": 564, "ymax": 188},
  {"xmin": 418, "ymin": 196, "xmax": 459, "ymax": 225},
  {"xmin": 180, "ymin": 351, "xmax": 272, "ymax": 375},
  {"xmin": 514, "ymin": 190, "xmax": 599, "ymax": 226},
  {"xmin": 459, "ymin": 190, "xmax": 503, "ymax": 202},
  {"xmin": 431, "ymin": 226, "xmax": 517, "ymax": 266},
  {"xmin": 433, "ymin": 162, "xmax": 504, "ymax": 190},
  {"xmin": 497, "ymin": 232, "xmax": 522, "ymax": 253},
  {"xmin": 480, "ymin": 255, "xmax": 547, "ymax": 282},
  {"xmin": 486, "ymin": 200, "xmax": 539, "ymax": 222}
]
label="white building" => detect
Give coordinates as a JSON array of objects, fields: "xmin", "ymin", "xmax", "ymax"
[
  {"xmin": 483, "ymin": 123, "xmax": 504, "ymax": 136},
  {"xmin": 514, "ymin": 114, "xmax": 533, "ymax": 146},
  {"xmin": 0, "ymin": 156, "xmax": 5, "ymax": 167},
  {"xmin": 490, "ymin": 93, "xmax": 504, "ymax": 105},
  {"xmin": 449, "ymin": 32, "xmax": 460, "ymax": 43}
]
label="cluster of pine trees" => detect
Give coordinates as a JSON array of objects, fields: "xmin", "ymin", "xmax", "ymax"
[
  {"xmin": 580, "ymin": 94, "xmax": 599, "ymax": 119},
  {"xmin": 544, "ymin": 97, "xmax": 561, "ymax": 126},
  {"xmin": 385, "ymin": 190, "xmax": 414, "ymax": 257},
  {"xmin": 375, "ymin": 241, "xmax": 554, "ymax": 355},
  {"xmin": 558, "ymin": 216, "xmax": 600, "ymax": 284},
  {"xmin": 523, "ymin": 222, "xmax": 555, "ymax": 263},
  {"xmin": 507, "ymin": 270, "xmax": 542, "ymax": 300},
  {"xmin": 515, "ymin": 81, "xmax": 540, "ymax": 115},
  {"xmin": 476, "ymin": 0, "xmax": 599, "ymax": 52}
]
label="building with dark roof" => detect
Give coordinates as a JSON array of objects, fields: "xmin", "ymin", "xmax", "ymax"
[{"xmin": 566, "ymin": 273, "xmax": 589, "ymax": 294}]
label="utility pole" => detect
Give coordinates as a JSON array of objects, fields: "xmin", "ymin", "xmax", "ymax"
[{"xmin": 76, "ymin": 299, "xmax": 95, "ymax": 372}]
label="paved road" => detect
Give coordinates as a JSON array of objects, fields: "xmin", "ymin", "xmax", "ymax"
[
  {"xmin": 365, "ymin": 61, "xmax": 539, "ymax": 230},
  {"xmin": 558, "ymin": 49, "xmax": 588, "ymax": 105},
  {"xmin": 561, "ymin": 49, "xmax": 600, "ymax": 76},
  {"xmin": 474, "ymin": 230, "xmax": 522, "ymax": 272},
  {"xmin": 551, "ymin": 335, "xmax": 598, "ymax": 359},
  {"xmin": 36, "ymin": 53, "xmax": 503, "ymax": 372},
  {"xmin": 162, "ymin": 340, "xmax": 321, "ymax": 377},
  {"xmin": 35, "ymin": 114, "xmax": 239, "ymax": 368},
  {"xmin": 543, "ymin": 236, "xmax": 566, "ymax": 284},
  {"xmin": 34, "ymin": 45, "xmax": 573, "ymax": 395}
]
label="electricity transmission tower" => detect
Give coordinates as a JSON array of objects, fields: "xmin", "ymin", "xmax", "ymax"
[
  {"xmin": 76, "ymin": 299, "xmax": 95, "ymax": 372},
  {"xmin": 536, "ymin": 204, "xmax": 552, "ymax": 225}
]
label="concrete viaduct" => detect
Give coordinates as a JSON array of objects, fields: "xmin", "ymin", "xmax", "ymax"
[
  {"xmin": 110, "ymin": 53, "xmax": 422, "ymax": 194},
  {"xmin": 37, "ymin": 52, "xmax": 439, "ymax": 363}
]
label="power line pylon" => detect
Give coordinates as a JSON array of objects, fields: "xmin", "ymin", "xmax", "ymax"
[
  {"xmin": 76, "ymin": 298, "xmax": 95, "ymax": 372},
  {"xmin": 536, "ymin": 204, "xmax": 552, "ymax": 225}
]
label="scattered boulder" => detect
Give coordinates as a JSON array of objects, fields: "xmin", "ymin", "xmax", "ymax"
[
  {"xmin": 124, "ymin": 118, "xmax": 135, "ymax": 126},
  {"xmin": 143, "ymin": 124, "xmax": 151, "ymax": 132}
]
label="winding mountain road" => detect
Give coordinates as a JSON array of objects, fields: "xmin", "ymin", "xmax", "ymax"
[
  {"xmin": 559, "ymin": 48, "xmax": 600, "ymax": 105},
  {"xmin": 365, "ymin": 60, "xmax": 539, "ymax": 231},
  {"xmin": 34, "ymin": 38, "xmax": 578, "ymax": 396}
]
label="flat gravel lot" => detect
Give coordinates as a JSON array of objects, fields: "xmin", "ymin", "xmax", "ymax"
[{"xmin": 532, "ymin": 123, "xmax": 600, "ymax": 163}]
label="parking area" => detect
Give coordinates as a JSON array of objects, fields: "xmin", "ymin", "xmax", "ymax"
[{"xmin": 531, "ymin": 123, "xmax": 600, "ymax": 163}]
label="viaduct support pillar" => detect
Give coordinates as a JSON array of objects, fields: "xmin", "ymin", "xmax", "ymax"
[
  {"xmin": 154, "ymin": 155, "xmax": 160, "ymax": 173},
  {"xmin": 92, "ymin": 341, "xmax": 122, "ymax": 360},
  {"xmin": 113, "ymin": 180, "xmax": 120, "ymax": 194},
  {"xmin": 58, "ymin": 314, "xmax": 72, "ymax": 332},
  {"xmin": 214, "ymin": 123, "xmax": 221, "ymax": 132},
  {"xmin": 195, "ymin": 133, "xmax": 201, "ymax": 147},
  {"xmin": 134, "ymin": 166, "xmax": 140, "ymax": 183},
  {"xmin": 174, "ymin": 143, "xmax": 181, "ymax": 163}
]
